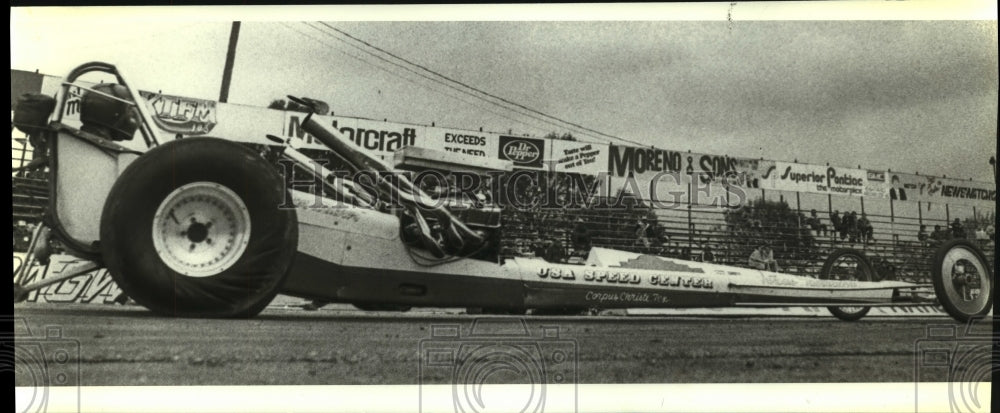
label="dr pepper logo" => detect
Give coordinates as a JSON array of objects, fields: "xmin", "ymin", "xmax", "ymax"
[{"xmin": 498, "ymin": 136, "xmax": 545, "ymax": 168}]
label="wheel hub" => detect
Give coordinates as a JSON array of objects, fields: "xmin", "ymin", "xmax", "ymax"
[
  {"xmin": 185, "ymin": 220, "xmax": 210, "ymax": 243},
  {"xmin": 941, "ymin": 248, "xmax": 989, "ymax": 311},
  {"xmin": 152, "ymin": 182, "xmax": 251, "ymax": 278}
]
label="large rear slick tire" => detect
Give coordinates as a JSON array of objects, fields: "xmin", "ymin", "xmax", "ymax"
[
  {"xmin": 820, "ymin": 249, "xmax": 874, "ymax": 321},
  {"xmin": 931, "ymin": 240, "xmax": 993, "ymax": 323},
  {"xmin": 100, "ymin": 138, "xmax": 297, "ymax": 318}
]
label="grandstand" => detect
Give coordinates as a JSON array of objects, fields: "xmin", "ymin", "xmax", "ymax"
[
  {"xmin": 12, "ymin": 138, "xmax": 47, "ymax": 252},
  {"xmin": 495, "ymin": 170, "xmax": 995, "ymax": 284}
]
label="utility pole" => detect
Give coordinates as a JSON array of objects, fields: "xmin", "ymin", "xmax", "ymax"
[
  {"xmin": 990, "ymin": 156, "xmax": 996, "ymax": 185},
  {"xmin": 219, "ymin": 21, "xmax": 241, "ymax": 103}
]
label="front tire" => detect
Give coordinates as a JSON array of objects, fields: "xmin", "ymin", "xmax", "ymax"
[
  {"xmin": 100, "ymin": 138, "xmax": 297, "ymax": 318},
  {"xmin": 931, "ymin": 240, "xmax": 993, "ymax": 323},
  {"xmin": 820, "ymin": 249, "xmax": 874, "ymax": 321}
]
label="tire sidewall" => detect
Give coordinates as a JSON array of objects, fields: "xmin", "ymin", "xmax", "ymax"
[
  {"xmin": 820, "ymin": 249, "xmax": 875, "ymax": 282},
  {"xmin": 820, "ymin": 249, "xmax": 874, "ymax": 321},
  {"xmin": 828, "ymin": 306, "xmax": 871, "ymax": 322},
  {"xmin": 930, "ymin": 239, "xmax": 994, "ymax": 323},
  {"xmin": 101, "ymin": 138, "xmax": 297, "ymax": 317}
]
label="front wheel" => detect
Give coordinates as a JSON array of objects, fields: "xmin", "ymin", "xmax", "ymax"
[
  {"xmin": 931, "ymin": 240, "xmax": 994, "ymax": 323},
  {"xmin": 100, "ymin": 138, "xmax": 298, "ymax": 318},
  {"xmin": 820, "ymin": 249, "xmax": 874, "ymax": 321}
]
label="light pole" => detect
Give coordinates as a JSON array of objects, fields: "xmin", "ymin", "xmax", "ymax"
[
  {"xmin": 990, "ymin": 156, "xmax": 996, "ymax": 185},
  {"xmin": 219, "ymin": 21, "xmax": 241, "ymax": 103}
]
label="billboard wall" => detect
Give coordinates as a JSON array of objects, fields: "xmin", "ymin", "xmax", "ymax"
[{"xmin": 25, "ymin": 72, "xmax": 998, "ymax": 208}]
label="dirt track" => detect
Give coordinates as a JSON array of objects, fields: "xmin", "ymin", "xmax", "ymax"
[{"xmin": 12, "ymin": 303, "xmax": 993, "ymax": 386}]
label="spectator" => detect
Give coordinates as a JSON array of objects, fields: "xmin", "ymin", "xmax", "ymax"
[
  {"xmin": 634, "ymin": 218, "xmax": 651, "ymax": 249},
  {"xmin": 974, "ymin": 227, "xmax": 989, "ymax": 241},
  {"xmin": 917, "ymin": 225, "xmax": 929, "ymax": 244},
  {"xmin": 701, "ymin": 245, "xmax": 716, "ymax": 263},
  {"xmin": 930, "ymin": 224, "xmax": 950, "ymax": 245},
  {"xmin": 858, "ymin": 213, "xmax": 874, "ymax": 243},
  {"xmin": 805, "ymin": 209, "xmax": 828, "ymax": 236},
  {"xmin": 680, "ymin": 246, "xmax": 692, "ymax": 261},
  {"xmin": 844, "ymin": 211, "xmax": 859, "ymax": 243},
  {"xmin": 654, "ymin": 226, "xmax": 671, "ymax": 244},
  {"xmin": 950, "ymin": 219, "xmax": 966, "ymax": 239},
  {"xmin": 749, "ymin": 241, "xmax": 779, "ymax": 271},
  {"xmin": 547, "ymin": 239, "xmax": 567, "ymax": 263},
  {"xmin": 830, "ymin": 210, "xmax": 844, "ymax": 240},
  {"xmin": 797, "ymin": 225, "xmax": 815, "ymax": 261},
  {"xmin": 533, "ymin": 239, "xmax": 564, "ymax": 262},
  {"xmin": 871, "ymin": 257, "xmax": 897, "ymax": 282},
  {"xmin": 571, "ymin": 217, "xmax": 592, "ymax": 252}
]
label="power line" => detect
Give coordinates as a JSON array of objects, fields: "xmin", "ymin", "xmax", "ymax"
[
  {"xmin": 301, "ymin": 22, "xmax": 609, "ymax": 143},
  {"xmin": 317, "ymin": 22, "xmax": 649, "ymax": 147},
  {"xmin": 280, "ymin": 22, "xmax": 553, "ymax": 137}
]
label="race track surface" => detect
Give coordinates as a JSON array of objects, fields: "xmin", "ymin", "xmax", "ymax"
[{"xmin": 12, "ymin": 303, "xmax": 993, "ymax": 386}]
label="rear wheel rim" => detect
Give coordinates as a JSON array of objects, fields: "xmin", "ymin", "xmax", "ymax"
[
  {"xmin": 828, "ymin": 254, "xmax": 872, "ymax": 282},
  {"xmin": 940, "ymin": 246, "xmax": 990, "ymax": 315},
  {"xmin": 151, "ymin": 182, "xmax": 251, "ymax": 278},
  {"xmin": 828, "ymin": 253, "xmax": 871, "ymax": 316}
]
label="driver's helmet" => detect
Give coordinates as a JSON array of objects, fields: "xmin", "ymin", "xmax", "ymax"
[{"xmin": 80, "ymin": 83, "xmax": 139, "ymax": 141}]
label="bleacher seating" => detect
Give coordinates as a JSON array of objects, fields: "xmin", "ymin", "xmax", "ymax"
[{"xmin": 498, "ymin": 180, "xmax": 995, "ymax": 285}]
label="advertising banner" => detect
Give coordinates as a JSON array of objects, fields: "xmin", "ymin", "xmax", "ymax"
[
  {"xmin": 549, "ymin": 139, "xmax": 608, "ymax": 175},
  {"xmin": 284, "ymin": 112, "xmax": 420, "ymax": 161},
  {"xmin": 603, "ymin": 143, "xmax": 686, "ymax": 202},
  {"xmin": 735, "ymin": 158, "xmax": 774, "ymax": 189},
  {"xmin": 138, "ymin": 91, "xmax": 218, "ymax": 135},
  {"xmin": 606, "ymin": 144, "xmax": 684, "ymax": 178},
  {"xmin": 889, "ymin": 172, "xmax": 996, "ymax": 206},
  {"xmin": 59, "ymin": 84, "xmax": 84, "ymax": 126},
  {"xmin": 765, "ymin": 162, "xmax": 866, "ymax": 197},
  {"xmin": 498, "ymin": 135, "xmax": 546, "ymax": 169},
  {"xmin": 424, "ymin": 128, "xmax": 497, "ymax": 160},
  {"xmin": 14, "ymin": 253, "xmax": 123, "ymax": 304},
  {"xmin": 681, "ymin": 153, "xmax": 774, "ymax": 190},
  {"xmin": 864, "ymin": 170, "xmax": 890, "ymax": 198}
]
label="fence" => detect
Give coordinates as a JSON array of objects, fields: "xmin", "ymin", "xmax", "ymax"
[
  {"xmin": 499, "ymin": 182, "xmax": 995, "ymax": 284},
  {"xmin": 12, "ymin": 137, "xmax": 995, "ymax": 285}
]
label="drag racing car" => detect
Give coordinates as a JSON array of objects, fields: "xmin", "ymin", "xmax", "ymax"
[{"xmin": 12, "ymin": 61, "xmax": 995, "ymax": 323}]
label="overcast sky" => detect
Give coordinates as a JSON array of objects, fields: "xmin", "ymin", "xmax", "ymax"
[{"xmin": 10, "ymin": 3, "xmax": 998, "ymax": 182}]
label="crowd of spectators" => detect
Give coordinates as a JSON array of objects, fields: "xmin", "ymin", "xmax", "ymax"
[
  {"xmin": 723, "ymin": 199, "xmax": 820, "ymax": 266},
  {"xmin": 828, "ymin": 210, "xmax": 875, "ymax": 244},
  {"xmin": 494, "ymin": 173, "xmax": 994, "ymax": 282}
]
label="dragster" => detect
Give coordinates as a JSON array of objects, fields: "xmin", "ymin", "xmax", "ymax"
[{"xmin": 11, "ymin": 61, "xmax": 994, "ymax": 322}]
